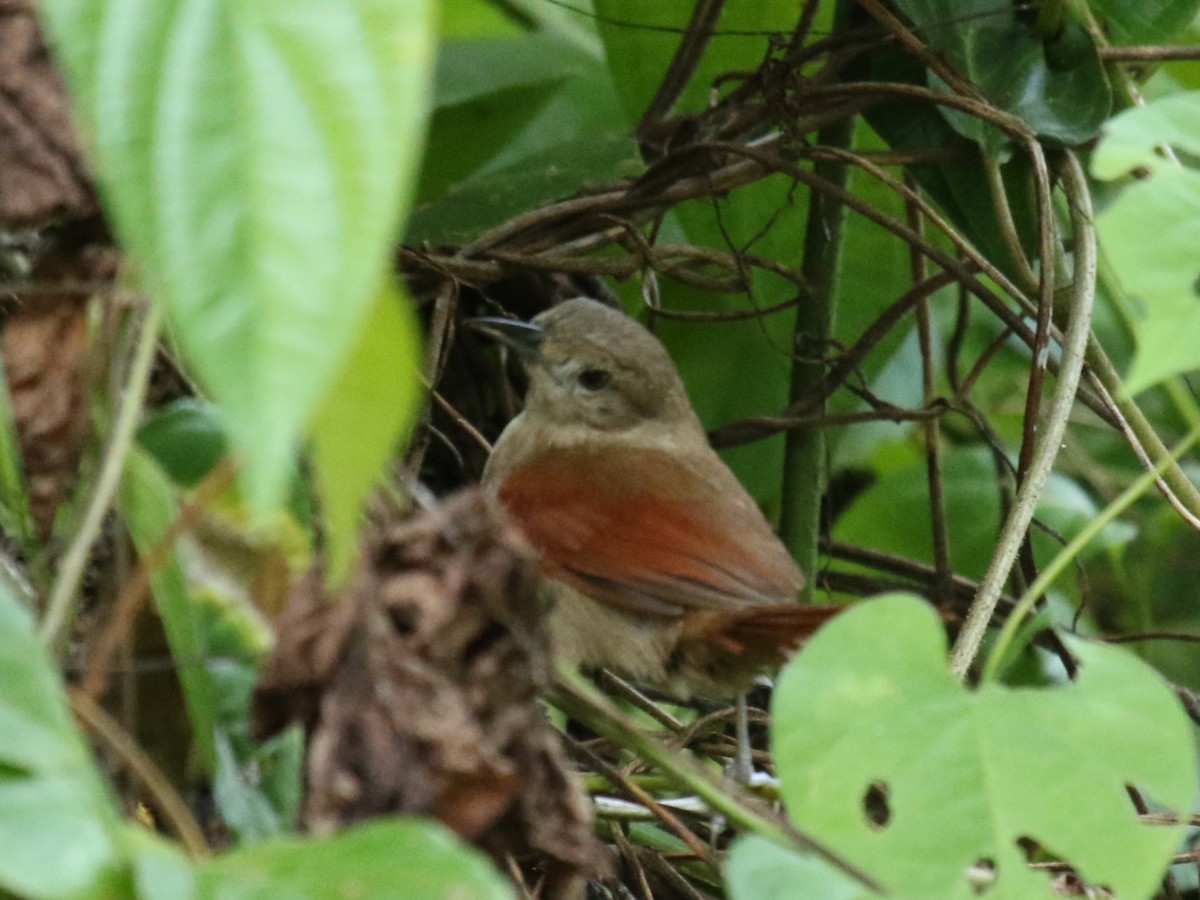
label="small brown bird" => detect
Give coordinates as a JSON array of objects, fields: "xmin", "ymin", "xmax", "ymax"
[{"xmin": 478, "ymin": 298, "xmax": 838, "ymax": 699}]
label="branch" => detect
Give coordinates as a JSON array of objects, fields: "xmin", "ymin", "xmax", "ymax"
[{"xmin": 949, "ymin": 152, "xmax": 1097, "ymax": 679}]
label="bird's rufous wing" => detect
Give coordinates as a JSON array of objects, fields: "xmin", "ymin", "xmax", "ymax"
[{"xmin": 497, "ymin": 445, "xmax": 804, "ymax": 618}]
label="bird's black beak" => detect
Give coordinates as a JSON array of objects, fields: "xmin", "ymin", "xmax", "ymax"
[{"xmin": 467, "ymin": 315, "xmax": 544, "ymax": 360}]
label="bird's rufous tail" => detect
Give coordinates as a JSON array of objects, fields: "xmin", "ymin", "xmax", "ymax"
[{"xmin": 698, "ymin": 603, "xmax": 846, "ymax": 657}]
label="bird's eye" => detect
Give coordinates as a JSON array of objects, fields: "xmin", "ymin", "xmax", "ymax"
[{"xmin": 577, "ymin": 368, "xmax": 612, "ymax": 391}]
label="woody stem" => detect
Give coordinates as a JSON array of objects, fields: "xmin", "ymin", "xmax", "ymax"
[{"xmin": 779, "ymin": 108, "xmax": 853, "ymax": 595}]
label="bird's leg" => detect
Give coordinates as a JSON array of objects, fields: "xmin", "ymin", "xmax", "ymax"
[{"xmin": 730, "ymin": 693, "xmax": 754, "ymax": 784}]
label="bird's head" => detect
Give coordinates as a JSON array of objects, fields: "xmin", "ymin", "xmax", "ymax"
[{"xmin": 471, "ymin": 298, "xmax": 701, "ymax": 437}]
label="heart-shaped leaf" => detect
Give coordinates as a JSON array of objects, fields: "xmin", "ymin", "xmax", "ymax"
[
  {"xmin": 773, "ymin": 594, "xmax": 1196, "ymax": 898},
  {"xmin": 41, "ymin": 0, "xmax": 436, "ymax": 513}
]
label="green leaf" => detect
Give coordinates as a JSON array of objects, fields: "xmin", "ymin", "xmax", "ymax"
[
  {"xmin": 851, "ymin": 41, "xmax": 1039, "ymax": 276},
  {"xmin": 893, "ymin": 1, "xmax": 1110, "ymax": 150},
  {"xmin": 195, "ymin": 818, "xmax": 514, "ymax": 900},
  {"xmin": 434, "ymin": 34, "xmax": 582, "ymax": 109},
  {"xmin": 773, "ymin": 594, "xmax": 1197, "ymax": 898},
  {"xmin": 120, "ymin": 449, "xmax": 302, "ymax": 838},
  {"xmin": 438, "ymin": 0, "xmax": 523, "ymax": 39},
  {"xmin": 138, "ymin": 399, "xmax": 229, "ymax": 488},
  {"xmin": 833, "ymin": 447, "xmax": 1002, "ymax": 581},
  {"xmin": 120, "ymin": 449, "xmax": 221, "ymax": 771},
  {"xmin": 1096, "ymin": 167, "xmax": 1200, "ymax": 394},
  {"xmin": 310, "ymin": 285, "xmax": 423, "ymax": 587},
  {"xmin": 408, "ymin": 134, "xmax": 642, "ymax": 244},
  {"xmin": 595, "ymin": 0, "xmax": 798, "ymax": 127},
  {"xmin": 41, "ymin": 0, "xmax": 437, "ymax": 514},
  {"xmin": 128, "ymin": 828, "xmax": 198, "ymax": 900},
  {"xmin": 0, "ymin": 363, "xmax": 32, "ymax": 543},
  {"xmin": 0, "ymin": 583, "xmax": 125, "ymax": 898},
  {"xmin": 1088, "ymin": 0, "xmax": 1200, "ymax": 43},
  {"xmin": 418, "ymin": 36, "xmax": 581, "ymax": 201},
  {"xmin": 1092, "ymin": 93, "xmax": 1200, "ymax": 393},
  {"xmin": 504, "ymin": 0, "xmax": 604, "ymax": 58},
  {"xmin": 832, "ymin": 446, "xmax": 1136, "ymax": 582},
  {"xmin": 725, "ymin": 836, "xmax": 876, "ymax": 900},
  {"xmin": 1092, "ymin": 91, "xmax": 1200, "ymax": 179}
]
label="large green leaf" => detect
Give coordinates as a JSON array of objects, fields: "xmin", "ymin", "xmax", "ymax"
[
  {"xmin": 41, "ymin": 0, "xmax": 436, "ymax": 513},
  {"xmin": 195, "ymin": 819, "xmax": 513, "ymax": 900},
  {"xmin": 833, "ymin": 446, "xmax": 1135, "ymax": 583},
  {"xmin": 310, "ymin": 285, "xmax": 423, "ymax": 587},
  {"xmin": 1092, "ymin": 91, "xmax": 1200, "ymax": 180},
  {"xmin": 408, "ymin": 134, "xmax": 642, "ymax": 244},
  {"xmin": 418, "ymin": 36, "xmax": 583, "ymax": 202},
  {"xmin": 773, "ymin": 594, "xmax": 1196, "ymax": 898},
  {"xmin": 0, "ymin": 584, "xmax": 126, "ymax": 898},
  {"xmin": 893, "ymin": 0, "xmax": 1110, "ymax": 151},
  {"xmin": 1092, "ymin": 93, "xmax": 1200, "ymax": 394}
]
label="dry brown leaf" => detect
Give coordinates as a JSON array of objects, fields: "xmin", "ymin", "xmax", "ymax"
[{"xmin": 253, "ymin": 488, "xmax": 610, "ymax": 895}]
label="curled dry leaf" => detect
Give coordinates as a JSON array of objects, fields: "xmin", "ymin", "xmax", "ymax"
[
  {"xmin": 252, "ymin": 487, "xmax": 610, "ymax": 895},
  {"xmin": 0, "ymin": 7, "xmax": 95, "ymax": 228}
]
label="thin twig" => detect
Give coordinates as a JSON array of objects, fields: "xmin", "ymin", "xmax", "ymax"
[
  {"xmin": 906, "ymin": 183, "xmax": 952, "ymax": 603},
  {"xmin": 1098, "ymin": 45, "xmax": 1200, "ymax": 62},
  {"xmin": 951, "ymin": 153, "xmax": 1096, "ymax": 679},
  {"xmin": 636, "ymin": 0, "xmax": 725, "ymax": 143},
  {"xmin": 548, "ymin": 670, "xmax": 884, "ymax": 893},
  {"xmin": 984, "ymin": 424, "xmax": 1200, "ymax": 680},
  {"xmin": 70, "ymin": 688, "xmax": 209, "ymax": 857},
  {"xmin": 568, "ymin": 737, "xmax": 719, "ymax": 867},
  {"xmin": 79, "ymin": 458, "xmax": 237, "ymax": 701},
  {"xmin": 41, "ymin": 304, "xmax": 163, "ymax": 650}
]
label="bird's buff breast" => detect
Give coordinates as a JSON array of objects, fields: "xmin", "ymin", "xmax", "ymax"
[
  {"xmin": 544, "ymin": 578, "xmax": 680, "ymax": 685},
  {"xmin": 544, "ymin": 578, "xmax": 754, "ymax": 699}
]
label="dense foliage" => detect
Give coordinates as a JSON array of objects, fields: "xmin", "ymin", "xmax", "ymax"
[{"xmin": 1, "ymin": 0, "xmax": 1199, "ymax": 897}]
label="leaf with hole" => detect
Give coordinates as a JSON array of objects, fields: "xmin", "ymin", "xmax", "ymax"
[
  {"xmin": 41, "ymin": 0, "xmax": 436, "ymax": 514},
  {"xmin": 773, "ymin": 594, "xmax": 1196, "ymax": 898},
  {"xmin": 1092, "ymin": 91, "xmax": 1200, "ymax": 179}
]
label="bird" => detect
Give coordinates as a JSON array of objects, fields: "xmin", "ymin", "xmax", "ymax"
[{"xmin": 475, "ymin": 297, "xmax": 841, "ymax": 701}]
